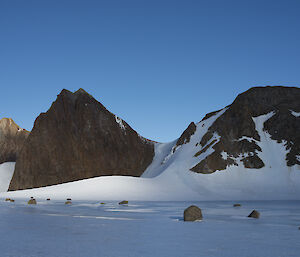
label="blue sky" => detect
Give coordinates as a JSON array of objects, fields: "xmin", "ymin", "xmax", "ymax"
[{"xmin": 1, "ymin": 0, "xmax": 300, "ymax": 142}]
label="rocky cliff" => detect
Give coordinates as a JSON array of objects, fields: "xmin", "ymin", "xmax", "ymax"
[
  {"xmin": 0, "ymin": 118, "xmax": 29, "ymax": 164},
  {"xmin": 189, "ymin": 86, "xmax": 300, "ymax": 173},
  {"xmin": 9, "ymin": 89, "xmax": 154, "ymax": 190}
]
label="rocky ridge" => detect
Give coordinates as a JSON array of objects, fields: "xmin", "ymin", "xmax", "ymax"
[{"xmin": 176, "ymin": 86, "xmax": 300, "ymax": 173}]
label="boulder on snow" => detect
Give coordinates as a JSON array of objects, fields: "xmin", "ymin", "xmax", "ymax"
[
  {"xmin": 5, "ymin": 198, "xmax": 15, "ymax": 202},
  {"xmin": 28, "ymin": 198, "xmax": 37, "ymax": 204},
  {"xmin": 119, "ymin": 200, "xmax": 128, "ymax": 205},
  {"xmin": 233, "ymin": 203, "xmax": 241, "ymax": 207},
  {"xmin": 46, "ymin": 198, "xmax": 50, "ymax": 201},
  {"xmin": 248, "ymin": 210, "xmax": 260, "ymax": 219},
  {"xmin": 184, "ymin": 205, "xmax": 203, "ymax": 221}
]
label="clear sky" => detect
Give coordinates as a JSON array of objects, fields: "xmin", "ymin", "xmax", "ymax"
[{"xmin": 1, "ymin": 0, "xmax": 300, "ymax": 142}]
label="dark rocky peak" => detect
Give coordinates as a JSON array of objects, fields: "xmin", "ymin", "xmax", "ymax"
[
  {"xmin": 56, "ymin": 88, "xmax": 103, "ymax": 106},
  {"xmin": 0, "ymin": 118, "xmax": 29, "ymax": 164},
  {"xmin": 191, "ymin": 86, "xmax": 300, "ymax": 174},
  {"xmin": 9, "ymin": 88, "xmax": 154, "ymax": 190},
  {"xmin": 74, "ymin": 88, "xmax": 93, "ymax": 97},
  {"xmin": 232, "ymin": 86, "xmax": 300, "ymax": 116},
  {"xmin": 176, "ymin": 122, "xmax": 196, "ymax": 147}
]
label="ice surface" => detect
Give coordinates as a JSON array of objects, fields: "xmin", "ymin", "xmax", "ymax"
[{"xmin": 0, "ymin": 200, "xmax": 299, "ymax": 257}]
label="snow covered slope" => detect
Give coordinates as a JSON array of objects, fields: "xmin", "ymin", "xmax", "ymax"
[{"xmin": 0, "ymin": 162, "xmax": 15, "ymax": 192}]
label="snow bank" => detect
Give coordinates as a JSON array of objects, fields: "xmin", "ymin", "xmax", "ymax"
[{"xmin": 0, "ymin": 162, "xmax": 15, "ymax": 192}]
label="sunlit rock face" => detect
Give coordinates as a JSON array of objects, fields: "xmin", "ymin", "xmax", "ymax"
[
  {"xmin": 9, "ymin": 89, "xmax": 154, "ymax": 190},
  {"xmin": 0, "ymin": 118, "xmax": 29, "ymax": 164}
]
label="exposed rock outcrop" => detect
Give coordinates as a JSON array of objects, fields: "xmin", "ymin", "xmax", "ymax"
[
  {"xmin": 0, "ymin": 118, "xmax": 29, "ymax": 164},
  {"xmin": 175, "ymin": 122, "xmax": 196, "ymax": 147},
  {"xmin": 191, "ymin": 86, "xmax": 300, "ymax": 173},
  {"xmin": 9, "ymin": 89, "xmax": 154, "ymax": 190}
]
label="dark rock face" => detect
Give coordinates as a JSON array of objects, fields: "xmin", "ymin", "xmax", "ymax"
[
  {"xmin": 0, "ymin": 118, "xmax": 29, "ymax": 164},
  {"xmin": 248, "ymin": 210, "xmax": 260, "ymax": 219},
  {"xmin": 191, "ymin": 86, "xmax": 300, "ymax": 173},
  {"xmin": 176, "ymin": 122, "xmax": 196, "ymax": 147},
  {"xmin": 9, "ymin": 89, "xmax": 154, "ymax": 190},
  {"xmin": 184, "ymin": 205, "xmax": 203, "ymax": 221}
]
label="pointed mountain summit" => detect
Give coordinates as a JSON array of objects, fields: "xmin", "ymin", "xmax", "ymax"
[
  {"xmin": 9, "ymin": 89, "xmax": 154, "ymax": 190},
  {"xmin": 0, "ymin": 118, "xmax": 29, "ymax": 164}
]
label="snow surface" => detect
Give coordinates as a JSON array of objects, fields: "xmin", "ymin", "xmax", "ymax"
[
  {"xmin": 0, "ymin": 162, "xmax": 15, "ymax": 192},
  {"xmin": 1, "ymin": 110, "xmax": 300, "ymax": 201},
  {"xmin": 0, "ymin": 200, "xmax": 299, "ymax": 257},
  {"xmin": 290, "ymin": 110, "xmax": 300, "ymax": 117}
]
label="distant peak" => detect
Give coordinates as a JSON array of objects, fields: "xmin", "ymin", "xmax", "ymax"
[
  {"xmin": 0, "ymin": 117, "xmax": 30, "ymax": 133},
  {"xmin": 0, "ymin": 117, "xmax": 17, "ymax": 125}
]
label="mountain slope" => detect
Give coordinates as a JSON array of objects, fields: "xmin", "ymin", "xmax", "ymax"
[
  {"xmin": 189, "ymin": 86, "xmax": 300, "ymax": 173},
  {"xmin": 9, "ymin": 89, "xmax": 154, "ymax": 190},
  {"xmin": 0, "ymin": 118, "xmax": 29, "ymax": 164}
]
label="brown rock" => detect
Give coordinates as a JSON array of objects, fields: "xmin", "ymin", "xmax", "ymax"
[
  {"xmin": 28, "ymin": 198, "xmax": 37, "ymax": 204},
  {"xmin": 0, "ymin": 118, "xmax": 29, "ymax": 164},
  {"xmin": 184, "ymin": 205, "xmax": 203, "ymax": 221},
  {"xmin": 176, "ymin": 122, "xmax": 196, "ymax": 147},
  {"xmin": 9, "ymin": 89, "xmax": 154, "ymax": 190},
  {"xmin": 119, "ymin": 200, "xmax": 128, "ymax": 205},
  {"xmin": 248, "ymin": 210, "xmax": 260, "ymax": 219},
  {"xmin": 191, "ymin": 86, "xmax": 300, "ymax": 173},
  {"xmin": 233, "ymin": 203, "xmax": 241, "ymax": 207}
]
